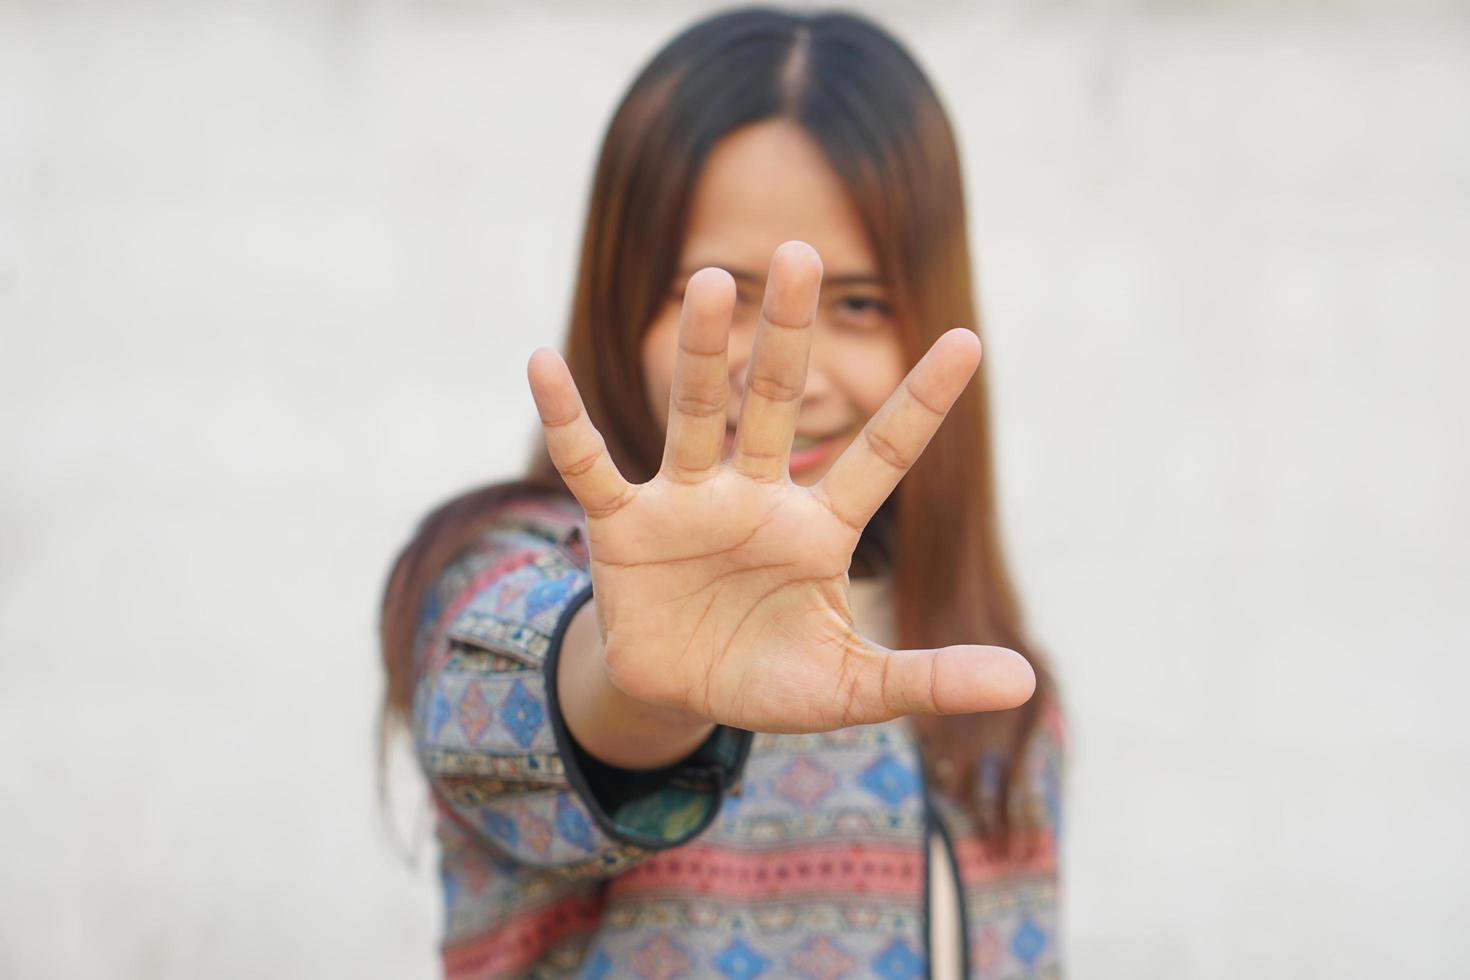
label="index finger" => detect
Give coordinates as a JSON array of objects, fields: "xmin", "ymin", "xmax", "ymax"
[{"xmin": 527, "ymin": 347, "xmax": 635, "ymax": 518}]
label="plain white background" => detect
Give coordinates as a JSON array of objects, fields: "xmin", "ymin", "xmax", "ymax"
[{"xmin": 2, "ymin": 1, "xmax": 1468, "ymax": 976}]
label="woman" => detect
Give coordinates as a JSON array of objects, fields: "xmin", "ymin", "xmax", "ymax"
[{"xmin": 381, "ymin": 7, "xmax": 1063, "ymax": 977}]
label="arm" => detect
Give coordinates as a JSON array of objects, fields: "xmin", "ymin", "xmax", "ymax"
[{"xmin": 412, "ymin": 508, "xmax": 752, "ymax": 880}]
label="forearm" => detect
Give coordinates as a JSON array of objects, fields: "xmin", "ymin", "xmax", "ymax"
[{"xmin": 557, "ymin": 595, "xmax": 716, "ymax": 769}]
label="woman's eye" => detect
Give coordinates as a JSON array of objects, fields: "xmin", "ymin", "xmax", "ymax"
[{"xmin": 834, "ymin": 295, "xmax": 893, "ymax": 328}]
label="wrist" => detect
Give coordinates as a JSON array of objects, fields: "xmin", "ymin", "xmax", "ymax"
[{"xmin": 558, "ymin": 594, "xmax": 715, "ymax": 769}]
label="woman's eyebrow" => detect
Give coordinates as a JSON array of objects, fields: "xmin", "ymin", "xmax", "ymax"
[{"xmin": 677, "ymin": 266, "xmax": 884, "ymax": 287}]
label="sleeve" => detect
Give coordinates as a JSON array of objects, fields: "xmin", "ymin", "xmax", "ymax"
[
  {"xmin": 411, "ymin": 509, "xmax": 754, "ymax": 880},
  {"xmin": 1032, "ymin": 700, "xmax": 1065, "ymax": 855},
  {"xmin": 999, "ymin": 698, "xmax": 1066, "ymax": 975},
  {"xmin": 940, "ymin": 697, "xmax": 1065, "ymax": 978}
]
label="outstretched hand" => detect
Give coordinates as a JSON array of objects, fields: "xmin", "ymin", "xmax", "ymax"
[{"xmin": 527, "ymin": 240, "xmax": 1034, "ymax": 734}]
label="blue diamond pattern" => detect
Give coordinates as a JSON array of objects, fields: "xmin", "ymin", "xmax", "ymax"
[
  {"xmin": 1011, "ymin": 916, "xmax": 1047, "ymax": 966},
  {"xmin": 475, "ymin": 807, "xmax": 519, "ymax": 847},
  {"xmin": 872, "ymin": 938, "xmax": 923, "ymax": 979},
  {"xmin": 858, "ymin": 754, "xmax": 919, "ymax": 806},
  {"xmin": 522, "ymin": 574, "xmax": 575, "ymax": 620},
  {"xmin": 498, "ymin": 678, "xmax": 544, "ymax": 749},
  {"xmin": 427, "ymin": 687, "xmax": 452, "ymax": 739},
  {"xmin": 1043, "ymin": 762, "xmax": 1062, "ymax": 842},
  {"xmin": 555, "ymin": 794, "xmax": 596, "ymax": 852},
  {"xmin": 581, "ymin": 948, "xmax": 612, "ymax": 980},
  {"xmin": 715, "ymin": 937, "xmax": 769, "ymax": 979},
  {"xmin": 720, "ymin": 792, "xmax": 742, "ymax": 820}
]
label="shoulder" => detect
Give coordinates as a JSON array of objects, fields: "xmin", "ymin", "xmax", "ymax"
[
  {"xmin": 410, "ymin": 483, "xmax": 588, "ymax": 663},
  {"xmin": 438, "ymin": 484, "xmax": 583, "ymax": 573},
  {"xmin": 483, "ymin": 490, "xmax": 586, "ymax": 553}
]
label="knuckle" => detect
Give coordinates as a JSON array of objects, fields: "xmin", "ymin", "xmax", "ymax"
[
  {"xmin": 671, "ymin": 390, "xmax": 726, "ymax": 418},
  {"xmin": 905, "ymin": 380, "xmax": 947, "ymax": 418},
  {"xmin": 584, "ymin": 484, "xmax": 635, "ymax": 519},
  {"xmin": 747, "ymin": 374, "xmax": 802, "ymax": 403},
  {"xmin": 561, "ymin": 445, "xmax": 603, "ymax": 478},
  {"xmin": 542, "ymin": 404, "xmax": 582, "ymax": 430},
  {"xmin": 863, "ymin": 426, "xmax": 911, "ymax": 471}
]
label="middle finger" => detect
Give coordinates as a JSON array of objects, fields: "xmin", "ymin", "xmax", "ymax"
[{"xmin": 729, "ymin": 241, "xmax": 823, "ymax": 483}]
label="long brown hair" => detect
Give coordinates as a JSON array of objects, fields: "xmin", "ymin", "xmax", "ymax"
[{"xmin": 380, "ymin": 6, "xmax": 1057, "ymax": 853}]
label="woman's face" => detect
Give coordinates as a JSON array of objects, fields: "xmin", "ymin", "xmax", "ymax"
[{"xmin": 640, "ymin": 118, "xmax": 906, "ymax": 487}]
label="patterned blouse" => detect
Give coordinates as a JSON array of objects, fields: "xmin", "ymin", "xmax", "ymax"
[
  {"xmin": 410, "ymin": 491, "xmax": 1064, "ymax": 978},
  {"xmin": 845, "ymin": 575, "xmax": 960, "ymax": 980}
]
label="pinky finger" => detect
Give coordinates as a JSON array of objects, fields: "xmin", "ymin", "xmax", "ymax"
[{"xmin": 526, "ymin": 347, "xmax": 635, "ymax": 518}]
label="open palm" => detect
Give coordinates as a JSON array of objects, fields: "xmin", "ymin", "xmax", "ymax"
[{"xmin": 526, "ymin": 241, "xmax": 1034, "ymax": 733}]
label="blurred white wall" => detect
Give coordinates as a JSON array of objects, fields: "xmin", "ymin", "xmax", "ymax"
[{"xmin": 2, "ymin": 1, "xmax": 1467, "ymax": 977}]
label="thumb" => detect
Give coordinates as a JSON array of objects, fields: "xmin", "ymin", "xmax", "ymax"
[{"xmin": 844, "ymin": 637, "xmax": 1037, "ymax": 724}]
